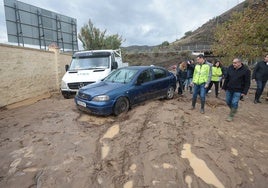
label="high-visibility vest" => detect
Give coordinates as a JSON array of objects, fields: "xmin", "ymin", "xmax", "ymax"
[
  {"xmin": 193, "ymin": 63, "xmax": 211, "ymax": 84},
  {"xmin": 211, "ymin": 67, "xmax": 222, "ymax": 81}
]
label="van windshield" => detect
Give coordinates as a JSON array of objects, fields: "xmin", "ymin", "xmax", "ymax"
[{"xmin": 69, "ymin": 57, "xmax": 109, "ymax": 70}]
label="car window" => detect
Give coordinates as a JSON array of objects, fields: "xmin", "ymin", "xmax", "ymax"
[
  {"xmin": 104, "ymin": 68, "xmax": 138, "ymax": 83},
  {"xmin": 137, "ymin": 70, "xmax": 153, "ymax": 84},
  {"xmin": 152, "ymin": 68, "xmax": 167, "ymax": 80}
]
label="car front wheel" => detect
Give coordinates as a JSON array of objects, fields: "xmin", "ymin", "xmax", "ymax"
[
  {"xmin": 113, "ymin": 97, "xmax": 129, "ymax": 116},
  {"xmin": 166, "ymin": 86, "xmax": 175, "ymax": 99}
]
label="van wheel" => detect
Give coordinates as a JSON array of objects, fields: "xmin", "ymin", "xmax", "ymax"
[
  {"xmin": 63, "ymin": 94, "xmax": 70, "ymax": 99},
  {"xmin": 166, "ymin": 86, "xmax": 175, "ymax": 99},
  {"xmin": 113, "ymin": 97, "xmax": 129, "ymax": 116}
]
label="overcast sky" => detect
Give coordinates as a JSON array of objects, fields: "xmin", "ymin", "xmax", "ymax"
[{"xmin": 0, "ymin": 0, "xmax": 244, "ymax": 48}]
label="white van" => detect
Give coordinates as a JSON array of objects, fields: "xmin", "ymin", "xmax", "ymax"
[{"xmin": 61, "ymin": 49, "xmax": 127, "ymax": 98}]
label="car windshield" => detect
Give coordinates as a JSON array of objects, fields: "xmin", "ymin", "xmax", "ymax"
[
  {"xmin": 69, "ymin": 57, "xmax": 109, "ymax": 70},
  {"xmin": 104, "ymin": 68, "xmax": 138, "ymax": 83}
]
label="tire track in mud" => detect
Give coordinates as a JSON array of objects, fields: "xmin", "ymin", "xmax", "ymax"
[
  {"xmin": 89, "ymin": 104, "xmax": 155, "ymax": 187},
  {"xmin": 90, "ymin": 99, "xmax": 191, "ymax": 187}
]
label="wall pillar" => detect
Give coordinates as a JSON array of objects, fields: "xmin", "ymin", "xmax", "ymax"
[{"xmin": 48, "ymin": 43, "xmax": 61, "ymax": 91}]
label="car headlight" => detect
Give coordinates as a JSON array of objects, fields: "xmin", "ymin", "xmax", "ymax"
[
  {"xmin": 92, "ymin": 95, "xmax": 110, "ymax": 101},
  {"xmin": 61, "ymin": 80, "xmax": 68, "ymax": 89}
]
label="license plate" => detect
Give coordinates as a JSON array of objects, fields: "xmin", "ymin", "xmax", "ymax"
[{"xmin": 77, "ymin": 100, "xmax": 86, "ymax": 107}]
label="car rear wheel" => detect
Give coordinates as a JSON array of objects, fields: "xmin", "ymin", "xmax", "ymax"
[
  {"xmin": 113, "ymin": 97, "xmax": 129, "ymax": 116},
  {"xmin": 166, "ymin": 86, "xmax": 175, "ymax": 99}
]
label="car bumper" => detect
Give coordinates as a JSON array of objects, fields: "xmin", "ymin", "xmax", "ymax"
[
  {"xmin": 61, "ymin": 90, "xmax": 77, "ymax": 96},
  {"xmin": 74, "ymin": 97, "xmax": 114, "ymax": 116}
]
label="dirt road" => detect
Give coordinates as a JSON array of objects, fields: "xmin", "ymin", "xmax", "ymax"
[{"xmin": 0, "ymin": 89, "xmax": 267, "ymax": 188}]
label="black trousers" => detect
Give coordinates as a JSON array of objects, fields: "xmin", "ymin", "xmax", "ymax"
[
  {"xmin": 177, "ymin": 79, "xmax": 186, "ymax": 94},
  {"xmin": 255, "ymin": 80, "xmax": 267, "ymax": 100},
  {"xmin": 206, "ymin": 81, "xmax": 219, "ymax": 97}
]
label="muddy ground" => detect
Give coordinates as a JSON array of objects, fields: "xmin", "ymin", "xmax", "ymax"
[{"xmin": 0, "ymin": 88, "xmax": 267, "ymax": 188}]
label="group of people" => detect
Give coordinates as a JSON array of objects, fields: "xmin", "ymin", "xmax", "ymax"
[{"xmin": 175, "ymin": 53, "xmax": 268, "ymax": 121}]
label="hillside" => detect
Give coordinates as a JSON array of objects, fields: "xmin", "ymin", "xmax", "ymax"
[
  {"xmin": 171, "ymin": 1, "xmax": 247, "ymax": 46},
  {"xmin": 123, "ymin": 0, "xmax": 249, "ymax": 67}
]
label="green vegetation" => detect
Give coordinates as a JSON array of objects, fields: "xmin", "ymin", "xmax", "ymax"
[
  {"xmin": 184, "ymin": 31, "xmax": 193, "ymax": 37},
  {"xmin": 212, "ymin": 1, "xmax": 268, "ymax": 63},
  {"xmin": 78, "ymin": 19, "xmax": 123, "ymax": 50},
  {"xmin": 160, "ymin": 41, "xmax": 170, "ymax": 47}
]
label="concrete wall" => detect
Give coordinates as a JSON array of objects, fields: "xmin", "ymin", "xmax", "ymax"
[{"xmin": 0, "ymin": 44, "xmax": 72, "ymax": 108}]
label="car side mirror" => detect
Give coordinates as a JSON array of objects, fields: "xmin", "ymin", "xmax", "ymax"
[
  {"xmin": 111, "ymin": 61, "xmax": 118, "ymax": 70},
  {"xmin": 65, "ymin": 64, "xmax": 69, "ymax": 72}
]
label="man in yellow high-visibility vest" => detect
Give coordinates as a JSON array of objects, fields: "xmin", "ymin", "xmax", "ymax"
[{"xmin": 190, "ymin": 54, "xmax": 212, "ymax": 114}]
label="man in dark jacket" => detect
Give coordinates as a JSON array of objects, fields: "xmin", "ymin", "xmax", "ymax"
[
  {"xmin": 252, "ymin": 54, "xmax": 268, "ymax": 103},
  {"xmin": 222, "ymin": 58, "xmax": 251, "ymax": 122}
]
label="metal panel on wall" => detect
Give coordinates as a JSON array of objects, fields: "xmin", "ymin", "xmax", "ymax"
[{"xmin": 4, "ymin": 0, "xmax": 78, "ymax": 51}]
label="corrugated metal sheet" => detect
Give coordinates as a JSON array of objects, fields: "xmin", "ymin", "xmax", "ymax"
[{"xmin": 4, "ymin": 0, "xmax": 78, "ymax": 51}]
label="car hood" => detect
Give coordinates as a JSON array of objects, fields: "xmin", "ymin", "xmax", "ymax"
[{"xmin": 79, "ymin": 81, "xmax": 126, "ymax": 96}]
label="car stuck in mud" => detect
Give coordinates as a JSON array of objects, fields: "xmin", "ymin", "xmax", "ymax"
[{"xmin": 75, "ymin": 66, "xmax": 176, "ymax": 116}]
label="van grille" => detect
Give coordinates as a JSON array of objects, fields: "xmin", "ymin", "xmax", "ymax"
[{"xmin": 68, "ymin": 82, "xmax": 94, "ymax": 89}]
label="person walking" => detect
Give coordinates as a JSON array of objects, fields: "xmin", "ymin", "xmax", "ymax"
[
  {"xmin": 176, "ymin": 61, "xmax": 188, "ymax": 95},
  {"xmin": 222, "ymin": 58, "xmax": 251, "ymax": 122},
  {"xmin": 252, "ymin": 54, "xmax": 268, "ymax": 103},
  {"xmin": 190, "ymin": 54, "xmax": 212, "ymax": 114},
  {"xmin": 206, "ymin": 60, "xmax": 222, "ymax": 98},
  {"xmin": 186, "ymin": 59, "xmax": 195, "ymax": 94},
  {"xmin": 220, "ymin": 65, "xmax": 227, "ymax": 89}
]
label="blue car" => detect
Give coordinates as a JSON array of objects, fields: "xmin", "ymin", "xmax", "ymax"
[{"xmin": 74, "ymin": 66, "xmax": 177, "ymax": 116}]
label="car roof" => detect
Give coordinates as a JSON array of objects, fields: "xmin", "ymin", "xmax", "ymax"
[{"xmin": 120, "ymin": 65, "xmax": 165, "ymax": 71}]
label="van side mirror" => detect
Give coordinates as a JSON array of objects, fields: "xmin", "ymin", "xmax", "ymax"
[
  {"xmin": 65, "ymin": 64, "xmax": 69, "ymax": 72},
  {"xmin": 111, "ymin": 61, "xmax": 118, "ymax": 70}
]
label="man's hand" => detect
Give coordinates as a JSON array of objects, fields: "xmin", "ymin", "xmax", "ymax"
[
  {"xmin": 205, "ymin": 84, "xmax": 208, "ymax": 88},
  {"xmin": 190, "ymin": 82, "xmax": 194, "ymax": 87}
]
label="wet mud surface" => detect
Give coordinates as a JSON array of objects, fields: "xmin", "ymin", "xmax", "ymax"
[{"xmin": 0, "ymin": 90, "xmax": 268, "ymax": 188}]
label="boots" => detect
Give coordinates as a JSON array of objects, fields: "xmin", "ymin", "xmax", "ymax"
[
  {"xmin": 254, "ymin": 91, "xmax": 261, "ymax": 103},
  {"xmin": 254, "ymin": 99, "xmax": 261, "ymax": 104},
  {"xmin": 190, "ymin": 98, "xmax": 196, "ymax": 110},
  {"xmin": 200, "ymin": 100, "xmax": 205, "ymax": 114},
  {"xmin": 190, "ymin": 99, "xmax": 205, "ymax": 114},
  {"xmin": 226, "ymin": 108, "xmax": 237, "ymax": 122}
]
